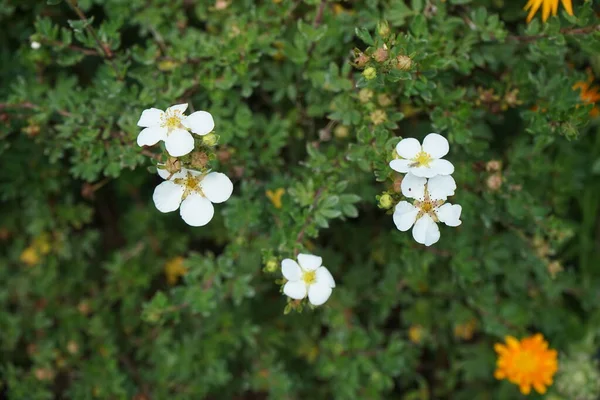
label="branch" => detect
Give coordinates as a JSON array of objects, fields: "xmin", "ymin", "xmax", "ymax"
[
  {"xmin": 508, "ymin": 24, "xmax": 600, "ymax": 43},
  {"xmin": 39, "ymin": 38, "xmax": 98, "ymax": 56}
]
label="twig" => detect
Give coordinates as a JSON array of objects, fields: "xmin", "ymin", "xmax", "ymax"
[
  {"xmin": 65, "ymin": 0, "xmax": 121, "ymax": 78},
  {"xmin": 306, "ymin": 0, "xmax": 327, "ymax": 58},
  {"xmin": 39, "ymin": 38, "xmax": 98, "ymax": 56},
  {"xmin": 508, "ymin": 24, "xmax": 600, "ymax": 42},
  {"xmin": 140, "ymin": 148, "xmax": 162, "ymax": 161},
  {"xmin": 0, "ymin": 102, "xmax": 71, "ymax": 117}
]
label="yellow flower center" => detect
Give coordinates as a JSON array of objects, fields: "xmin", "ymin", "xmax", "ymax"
[
  {"xmin": 420, "ymin": 201, "xmax": 433, "ymax": 213},
  {"xmin": 411, "ymin": 151, "xmax": 432, "ymax": 167},
  {"xmin": 302, "ymin": 270, "xmax": 317, "ymax": 285},
  {"xmin": 162, "ymin": 112, "xmax": 183, "ymax": 132},
  {"xmin": 174, "ymin": 172, "xmax": 205, "ymax": 199},
  {"xmin": 514, "ymin": 350, "xmax": 538, "ymax": 373}
]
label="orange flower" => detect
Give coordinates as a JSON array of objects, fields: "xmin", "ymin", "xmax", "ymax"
[
  {"xmin": 524, "ymin": 0, "xmax": 574, "ymax": 23},
  {"xmin": 573, "ymin": 75, "xmax": 600, "ymax": 117},
  {"xmin": 494, "ymin": 334, "xmax": 558, "ymax": 395}
]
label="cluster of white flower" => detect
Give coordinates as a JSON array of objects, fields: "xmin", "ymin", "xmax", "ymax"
[
  {"xmin": 137, "ymin": 104, "xmax": 233, "ymax": 227},
  {"xmin": 389, "ymin": 133, "xmax": 462, "ymax": 246}
]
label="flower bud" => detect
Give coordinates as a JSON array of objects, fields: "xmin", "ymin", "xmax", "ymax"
[
  {"xmin": 202, "ymin": 133, "xmax": 218, "ymax": 146},
  {"xmin": 363, "ymin": 67, "xmax": 377, "ymax": 80},
  {"xmin": 378, "ymin": 193, "xmax": 393, "ymax": 209},
  {"xmin": 358, "ymin": 88, "xmax": 374, "ymax": 103},
  {"xmin": 377, "ymin": 20, "xmax": 391, "ymax": 38},
  {"xmin": 265, "ymin": 259, "xmax": 278, "ymax": 273},
  {"xmin": 334, "ymin": 125, "xmax": 349, "ymax": 139},
  {"xmin": 486, "ymin": 160, "xmax": 502, "ymax": 172},
  {"xmin": 165, "ymin": 157, "xmax": 181, "ymax": 174},
  {"xmin": 190, "ymin": 152, "xmax": 209, "ymax": 169},
  {"xmin": 354, "ymin": 52, "xmax": 369, "ymax": 68},
  {"xmin": 395, "ymin": 55, "xmax": 412, "ymax": 71},
  {"xmin": 486, "ymin": 173, "xmax": 502, "ymax": 191},
  {"xmin": 373, "ymin": 47, "xmax": 388, "ymax": 63}
]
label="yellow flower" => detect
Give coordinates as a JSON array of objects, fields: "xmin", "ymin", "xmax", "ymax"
[
  {"xmin": 573, "ymin": 73, "xmax": 600, "ymax": 117},
  {"xmin": 164, "ymin": 257, "xmax": 188, "ymax": 286},
  {"xmin": 494, "ymin": 334, "xmax": 558, "ymax": 395},
  {"xmin": 408, "ymin": 325, "xmax": 424, "ymax": 344},
  {"xmin": 524, "ymin": 0, "xmax": 574, "ymax": 23},
  {"xmin": 454, "ymin": 319, "xmax": 477, "ymax": 340},
  {"xmin": 20, "ymin": 246, "xmax": 40, "ymax": 266},
  {"xmin": 266, "ymin": 188, "xmax": 285, "ymax": 209}
]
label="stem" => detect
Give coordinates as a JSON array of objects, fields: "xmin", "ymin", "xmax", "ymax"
[
  {"xmin": 39, "ymin": 38, "xmax": 98, "ymax": 56},
  {"xmin": 66, "ymin": 0, "xmax": 121, "ymax": 78},
  {"xmin": 509, "ymin": 24, "xmax": 600, "ymax": 42}
]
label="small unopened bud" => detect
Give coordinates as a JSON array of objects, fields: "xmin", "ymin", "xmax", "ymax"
[
  {"xmin": 370, "ymin": 109, "xmax": 387, "ymax": 125},
  {"xmin": 358, "ymin": 88, "xmax": 373, "ymax": 103},
  {"xmin": 265, "ymin": 259, "xmax": 278, "ymax": 273},
  {"xmin": 165, "ymin": 157, "xmax": 181, "ymax": 174},
  {"xmin": 373, "ymin": 48, "xmax": 389, "ymax": 63},
  {"xmin": 395, "ymin": 55, "xmax": 412, "ymax": 71},
  {"xmin": 202, "ymin": 133, "xmax": 218, "ymax": 146},
  {"xmin": 334, "ymin": 125, "xmax": 349, "ymax": 139},
  {"xmin": 378, "ymin": 193, "xmax": 393, "ymax": 209},
  {"xmin": 190, "ymin": 152, "xmax": 209, "ymax": 169},
  {"xmin": 34, "ymin": 368, "xmax": 55, "ymax": 381},
  {"xmin": 354, "ymin": 52, "xmax": 369, "ymax": 68},
  {"xmin": 363, "ymin": 67, "xmax": 377, "ymax": 80},
  {"xmin": 486, "ymin": 173, "xmax": 502, "ymax": 191},
  {"xmin": 486, "ymin": 160, "xmax": 502, "ymax": 172},
  {"xmin": 67, "ymin": 341, "xmax": 79, "ymax": 354},
  {"xmin": 377, "ymin": 20, "xmax": 391, "ymax": 38}
]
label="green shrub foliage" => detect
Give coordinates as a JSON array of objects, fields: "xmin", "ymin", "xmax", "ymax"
[{"xmin": 2, "ymin": 0, "xmax": 600, "ymax": 398}]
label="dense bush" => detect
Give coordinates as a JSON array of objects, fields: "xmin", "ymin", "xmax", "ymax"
[{"xmin": 2, "ymin": 0, "xmax": 600, "ymax": 398}]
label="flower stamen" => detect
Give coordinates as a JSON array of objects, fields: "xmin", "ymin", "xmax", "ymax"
[
  {"xmin": 410, "ymin": 151, "xmax": 432, "ymax": 168},
  {"xmin": 302, "ymin": 270, "xmax": 317, "ymax": 285}
]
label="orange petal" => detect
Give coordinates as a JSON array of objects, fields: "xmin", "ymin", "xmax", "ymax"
[
  {"xmin": 494, "ymin": 343, "xmax": 507, "ymax": 354},
  {"xmin": 561, "ymin": 0, "xmax": 574, "ymax": 15},
  {"xmin": 506, "ymin": 336, "xmax": 520, "ymax": 349},
  {"xmin": 533, "ymin": 383, "xmax": 547, "ymax": 394},
  {"xmin": 551, "ymin": 0, "xmax": 559, "ymax": 16},
  {"xmin": 494, "ymin": 369, "xmax": 506, "ymax": 380},
  {"xmin": 525, "ymin": 0, "xmax": 544, "ymax": 22},
  {"xmin": 542, "ymin": 0, "xmax": 551, "ymax": 22},
  {"xmin": 519, "ymin": 383, "xmax": 531, "ymax": 395}
]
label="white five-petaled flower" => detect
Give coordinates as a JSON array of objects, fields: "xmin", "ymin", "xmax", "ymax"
[
  {"xmin": 389, "ymin": 133, "xmax": 454, "ymax": 178},
  {"xmin": 137, "ymin": 103, "xmax": 215, "ymax": 157},
  {"xmin": 281, "ymin": 254, "xmax": 335, "ymax": 306},
  {"xmin": 153, "ymin": 167, "xmax": 233, "ymax": 227},
  {"xmin": 31, "ymin": 41, "xmax": 41, "ymax": 50},
  {"xmin": 393, "ymin": 175, "xmax": 462, "ymax": 246}
]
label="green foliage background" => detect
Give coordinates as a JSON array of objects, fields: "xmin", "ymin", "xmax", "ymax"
[{"xmin": 1, "ymin": 0, "xmax": 600, "ymax": 399}]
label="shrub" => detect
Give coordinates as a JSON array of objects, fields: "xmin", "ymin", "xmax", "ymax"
[{"xmin": 1, "ymin": 0, "xmax": 600, "ymax": 399}]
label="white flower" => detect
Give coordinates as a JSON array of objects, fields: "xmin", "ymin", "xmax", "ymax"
[
  {"xmin": 281, "ymin": 254, "xmax": 335, "ymax": 306},
  {"xmin": 31, "ymin": 41, "xmax": 41, "ymax": 50},
  {"xmin": 153, "ymin": 167, "xmax": 233, "ymax": 227},
  {"xmin": 389, "ymin": 133, "xmax": 454, "ymax": 178},
  {"xmin": 393, "ymin": 175, "xmax": 462, "ymax": 246},
  {"xmin": 137, "ymin": 103, "xmax": 215, "ymax": 157}
]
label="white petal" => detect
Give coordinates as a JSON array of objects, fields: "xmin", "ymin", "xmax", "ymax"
[
  {"xmin": 422, "ymin": 133, "xmax": 449, "ymax": 159},
  {"xmin": 137, "ymin": 127, "xmax": 167, "ymax": 147},
  {"xmin": 282, "ymin": 259, "xmax": 301, "ymax": 281},
  {"xmin": 164, "ymin": 129, "xmax": 195, "ymax": 157},
  {"xmin": 401, "ymin": 173, "xmax": 426, "ymax": 199},
  {"xmin": 389, "ymin": 159, "xmax": 411, "ymax": 173},
  {"xmin": 436, "ymin": 203, "xmax": 462, "ymax": 227},
  {"xmin": 427, "ymin": 175, "xmax": 457, "ymax": 201},
  {"xmin": 179, "ymin": 193, "xmax": 214, "ymax": 227},
  {"xmin": 297, "ymin": 254, "xmax": 322, "ymax": 271},
  {"xmin": 182, "ymin": 111, "xmax": 215, "ymax": 136},
  {"xmin": 429, "ymin": 159, "xmax": 455, "ymax": 176},
  {"xmin": 166, "ymin": 103, "xmax": 188, "ymax": 115},
  {"xmin": 412, "ymin": 215, "xmax": 440, "ymax": 246},
  {"xmin": 395, "ymin": 138, "xmax": 421, "ymax": 159},
  {"xmin": 393, "ymin": 201, "xmax": 418, "ymax": 231},
  {"xmin": 137, "ymin": 108, "xmax": 164, "ymax": 127},
  {"xmin": 201, "ymin": 172, "xmax": 233, "ymax": 204},
  {"xmin": 308, "ymin": 282, "xmax": 333, "ymax": 306},
  {"xmin": 152, "ymin": 181, "xmax": 184, "ymax": 213},
  {"xmin": 156, "ymin": 166, "xmax": 186, "ymax": 180},
  {"xmin": 316, "ymin": 267, "xmax": 335, "ymax": 288},
  {"xmin": 283, "ymin": 280, "xmax": 307, "ymax": 300},
  {"xmin": 409, "ymin": 165, "xmax": 439, "ymax": 178}
]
